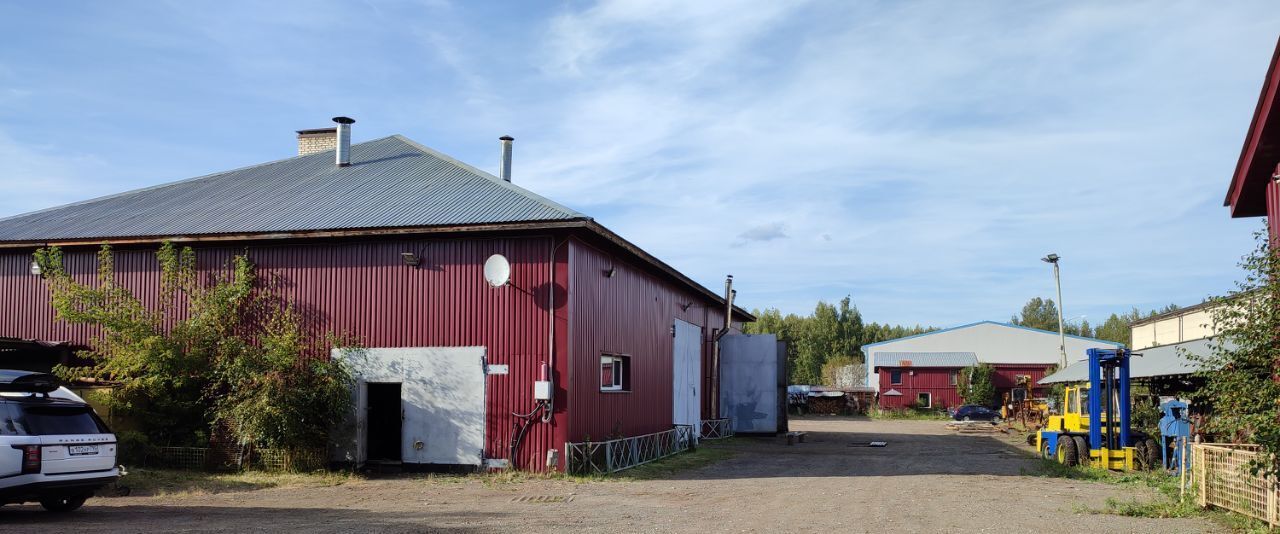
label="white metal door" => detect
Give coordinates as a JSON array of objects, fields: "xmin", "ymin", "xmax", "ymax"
[
  {"xmin": 335, "ymin": 347, "xmax": 487, "ymax": 466},
  {"xmin": 672, "ymin": 320, "xmax": 702, "ymax": 437},
  {"xmin": 401, "ymin": 347, "xmax": 486, "ymax": 465}
]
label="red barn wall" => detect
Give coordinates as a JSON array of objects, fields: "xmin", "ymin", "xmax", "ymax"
[
  {"xmin": 877, "ymin": 367, "xmax": 963, "ymax": 410},
  {"xmin": 564, "ymin": 238, "xmax": 732, "ymax": 444},
  {"xmin": 991, "ymin": 364, "xmax": 1054, "ymax": 397},
  {"xmin": 0, "ymin": 236, "xmax": 567, "ymax": 471},
  {"xmin": 1268, "ymin": 179, "xmax": 1280, "ymax": 241}
]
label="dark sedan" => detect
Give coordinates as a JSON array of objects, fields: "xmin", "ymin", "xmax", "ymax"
[{"xmin": 952, "ymin": 405, "xmax": 1002, "ymax": 422}]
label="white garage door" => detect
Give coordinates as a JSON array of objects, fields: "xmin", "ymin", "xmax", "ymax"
[{"xmin": 672, "ymin": 320, "xmax": 702, "ymax": 438}]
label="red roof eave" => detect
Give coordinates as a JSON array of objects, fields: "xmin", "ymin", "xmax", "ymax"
[{"xmin": 1225, "ymin": 36, "xmax": 1280, "ymax": 218}]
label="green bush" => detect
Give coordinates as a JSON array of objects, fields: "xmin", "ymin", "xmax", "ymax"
[
  {"xmin": 35, "ymin": 243, "xmax": 354, "ymax": 456},
  {"xmin": 1191, "ymin": 226, "xmax": 1280, "ymax": 479},
  {"xmin": 114, "ymin": 430, "xmax": 154, "ymax": 466},
  {"xmin": 957, "ymin": 364, "xmax": 996, "ymax": 406}
]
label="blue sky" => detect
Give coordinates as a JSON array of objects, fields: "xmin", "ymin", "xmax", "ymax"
[{"xmin": 1, "ymin": 1, "xmax": 1278, "ymax": 328}]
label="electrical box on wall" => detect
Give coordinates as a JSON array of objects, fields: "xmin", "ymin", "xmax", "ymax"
[{"xmin": 533, "ymin": 380, "xmax": 552, "ymax": 401}]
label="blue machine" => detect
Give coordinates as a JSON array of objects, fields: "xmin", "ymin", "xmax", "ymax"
[{"xmin": 1159, "ymin": 399, "xmax": 1192, "ymax": 474}]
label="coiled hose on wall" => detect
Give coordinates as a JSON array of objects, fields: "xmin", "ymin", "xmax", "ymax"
[{"xmin": 508, "ymin": 401, "xmax": 548, "ymax": 470}]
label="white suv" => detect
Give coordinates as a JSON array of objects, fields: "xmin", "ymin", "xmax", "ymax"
[{"xmin": 0, "ymin": 370, "xmax": 119, "ymax": 512}]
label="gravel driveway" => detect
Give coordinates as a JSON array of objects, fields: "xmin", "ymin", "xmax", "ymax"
[{"xmin": 0, "ymin": 417, "xmax": 1217, "ymax": 533}]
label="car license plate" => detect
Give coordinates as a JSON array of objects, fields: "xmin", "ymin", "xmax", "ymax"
[{"xmin": 68, "ymin": 445, "xmax": 98, "ymax": 456}]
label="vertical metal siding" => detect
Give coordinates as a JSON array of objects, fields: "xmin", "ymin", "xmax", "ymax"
[
  {"xmin": 877, "ymin": 364, "xmax": 1056, "ymax": 409},
  {"xmin": 877, "ymin": 367, "xmax": 964, "ymax": 409},
  {"xmin": 1268, "ymin": 178, "xmax": 1280, "ymax": 241},
  {"xmin": 564, "ymin": 239, "xmax": 725, "ymax": 443},
  {"xmin": 991, "ymin": 364, "xmax": 1054, "ymax": 396},
  {"xmin": 0, "ymin": 237, "xmax": 564, "ymax": 471}
]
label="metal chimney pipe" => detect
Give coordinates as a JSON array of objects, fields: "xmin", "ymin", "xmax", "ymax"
[
  {"xmin": 499, "ymin": 135, "xmax": 514, "ymax": 182},
  {"xmin": 711, "ymin": 274, "xmax": 734, "ymax": 420},
  {"xmin": 333, "ymin": 116, "xmax": 355, "ymax": 167}
]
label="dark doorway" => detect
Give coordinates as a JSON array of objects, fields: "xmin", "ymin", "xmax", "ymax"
[{"xmin": 366, "ymin": 383, "xmax": 402, "ymax": 462}]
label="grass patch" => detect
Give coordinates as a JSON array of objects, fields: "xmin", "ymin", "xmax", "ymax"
[
  {"xmin": 1094, "ymin": 495, "xmax": 1202, "ymax": 519},
  {"xmin": 1025, "ymin": 459, "xmax": 1187, "ymax": 498},
  {"xmin": 611, "ymin": 441, "xmax": 739, "ymax": 481},
  {"xmin": 467, "ymin": 439, "xmax": 743, "ymax": 487},
  {"xmin": 1027, "ymin": 459, "xmax": 1280, "ymax": 531},
  {"xmin": 867, "ymin": 407, "xmax": 950, "ymax": 421},
  {"xmin": 115, "ymin": 468, "xmax": 361, "ymax": 497},
  {"xmin": 558, "ymin": 439, "xmax": 744, "ymax": 483},
  {"xmin": 118, "ymin": 440, "xmax": 741, "ymax": 496}
]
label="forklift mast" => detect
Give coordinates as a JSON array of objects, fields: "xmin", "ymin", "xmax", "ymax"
[{"xmin": 1086, "ymin": 348, "xmax": 1130, "ymax": 454}]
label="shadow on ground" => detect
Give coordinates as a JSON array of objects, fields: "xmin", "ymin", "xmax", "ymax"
[
  {"xmin": 672, "ymin": 416, "xmax": 1043, "ymax": 480},
  {"xmin": 0, "ymin": 505, "xmax": 494, "ymax": 533}
]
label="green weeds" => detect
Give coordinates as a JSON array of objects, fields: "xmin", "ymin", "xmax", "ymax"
[
  {"xmin": 866, "ymin": 407, "xmax": 949, "ymax": 420},
  {"xmin": 114, "ymin": 468, "xmax": 361, "ymax": 497},
  {"xmin": 1028, "ymin": 459, "xmax": 1279, "ymax": 532}
]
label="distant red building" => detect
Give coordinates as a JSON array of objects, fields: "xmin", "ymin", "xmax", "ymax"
[
  {"xmin": 863, "ymin": 322, "xmax": 1123, "ymax": 410},
  {"xmin": 875, "ymin": 356, "xmax": 1055, "ymax": 410},
  {"xmin": 872, "ymin": 352, "xmax": 978, "ymax": 410}
]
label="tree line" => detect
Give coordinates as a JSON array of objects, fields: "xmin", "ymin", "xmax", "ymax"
[
  {"xmin": 1009, "ymin": 296, "xmax": 1180, "ymax": 346},
  {"xmin": 743, "ymin": 297, "xmax": 935, "ymax": 385},
  {"xmin": 747, "ymin": 295, "xmax": 1184, "ymax": 385}
]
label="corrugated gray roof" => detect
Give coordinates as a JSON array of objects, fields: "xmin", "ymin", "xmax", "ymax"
[
  {"xmin": 872, "ymin": 351, "xmax": 978, "ymax": 370},
  {"xmin": 0, "ymin": 135, "xmax": 586, "ymax": 242},
  {"xmin": 1038, "ymin": 338, "xmax": 1229, "ymax": 384}
]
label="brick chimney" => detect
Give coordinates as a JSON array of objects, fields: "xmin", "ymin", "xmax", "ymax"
[{"xmin": 296, "ymin": 127, "xmax": 337, "ymax": 156}]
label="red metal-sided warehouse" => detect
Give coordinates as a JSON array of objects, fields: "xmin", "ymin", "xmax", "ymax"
[{"xmin": 0, "ymin": 119, "xmax": 753, "ymax": 472}]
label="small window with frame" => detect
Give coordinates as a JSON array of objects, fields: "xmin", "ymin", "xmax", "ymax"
[
  {"xmin": 917, "ymin": 392, "xmax": 932, "ymax": 408},
  {"xmin": 600, "ymin": 354, "xmax": 631, "ymax": 392},
  {"xmin": 890, "ymin": 369, "xmax": 902, "ymax": 385}
]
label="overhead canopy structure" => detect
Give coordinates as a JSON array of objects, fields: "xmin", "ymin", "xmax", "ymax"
[{"xmin": 1038, "ymin": 338, "xmax": 1229, "ymax": 384}]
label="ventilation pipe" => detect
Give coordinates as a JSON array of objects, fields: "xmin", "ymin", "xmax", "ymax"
[
  {"xmin": 711, "ymin": 275, "xmax": 735, "ymax": 419},
  {"xmin": 499, "ymin": 135, "xmax": 514, "ymax": 182},
  {"xmin": 333, "ymin": 116, "xmax": 355, "ymax": 167}
]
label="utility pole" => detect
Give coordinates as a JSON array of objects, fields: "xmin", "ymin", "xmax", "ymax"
[{"xmin": 1041, "ymin": 253, "xmax": 1067, "ymax": 369}]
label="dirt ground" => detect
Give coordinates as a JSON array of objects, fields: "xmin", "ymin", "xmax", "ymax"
[{"xmin": 0, "ymin": 417, "xmax": 1218, "ymax": 533}]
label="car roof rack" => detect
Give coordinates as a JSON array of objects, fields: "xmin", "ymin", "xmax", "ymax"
[{"xmin": 0, "ymin": 370, "xmax": 59, "ymax": 395}]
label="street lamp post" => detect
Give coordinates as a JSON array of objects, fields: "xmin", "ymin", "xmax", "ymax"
[{"xmin": 1041, "ymin": 253, "xmax": 1067, "ymax": 369}]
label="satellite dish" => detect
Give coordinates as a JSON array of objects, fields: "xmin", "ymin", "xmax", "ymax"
[{"xmin": 484, "ymin": 254, "xmax": 511, "ymax": 287}]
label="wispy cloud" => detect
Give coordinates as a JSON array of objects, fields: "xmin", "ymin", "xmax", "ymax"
[
  {"xmin": 513, "ymin": 0, "xmax": 1277, "ymax": 324},
  {"xmin": 736, "ymin": 223, "xmax": 788, "ymax": 245},
  {"xmin": 0, "ymin": 0, "xmax": 1275, "ymax": 327}
]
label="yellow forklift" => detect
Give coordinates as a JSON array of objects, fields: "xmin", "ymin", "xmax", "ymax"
[{"xmin": 1035, "ymin": 348, "xmax": 1160, "ymax": 470}]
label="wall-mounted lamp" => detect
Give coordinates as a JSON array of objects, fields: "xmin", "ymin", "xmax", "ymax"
[
  {"xmin": 680, "ymin": 302, "xmax": 692, "ymax": 311},
  {"xmin": 400, "ymin": 252, "xmax": 421, "ymax": 267},
  {"xmin": 603, "ymin": 267, "xmax": 616, "ymax": 278},
  {"xmin": 29, "ymin": 261, "xmax": 41, "ymax": 276}
]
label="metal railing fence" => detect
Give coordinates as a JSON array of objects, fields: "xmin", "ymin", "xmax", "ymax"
[
  {"xmin": 700, "ymin": 418, "xmax": 734, "ymax": 440},
  {"xmin": 565, "ymin": 425, "xmax": 695, "ymax": 475},
  {"xmin": 147, "ymin": 446, "xmax": 327, "ymax": 472}
]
